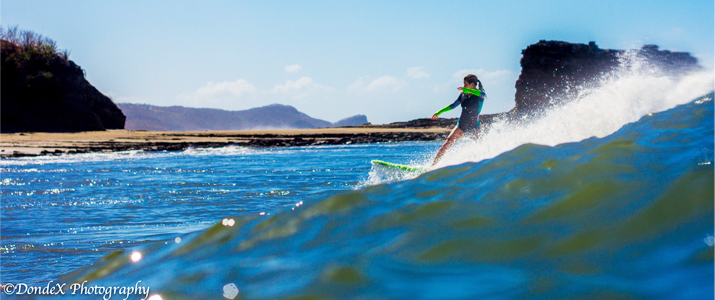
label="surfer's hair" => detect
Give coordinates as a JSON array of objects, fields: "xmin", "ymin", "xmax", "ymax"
[{"xmin": 464, "ymin": 74, "xmax": 482, "ymax": 89}]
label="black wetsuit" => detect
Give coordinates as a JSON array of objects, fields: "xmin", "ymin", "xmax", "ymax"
[{"xmin": 448, "ymin": 89, "xmax": 486, "ymax": 134}]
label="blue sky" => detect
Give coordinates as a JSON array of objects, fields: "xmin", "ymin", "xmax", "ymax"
[{"xmin": 3, "ymin": 0, "xmax": 713, "ymax": 124}]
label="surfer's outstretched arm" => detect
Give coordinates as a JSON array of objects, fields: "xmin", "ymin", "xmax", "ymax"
[{"xmin": 431, "ymin": 98, "xmax": 461, "ymax": 120}]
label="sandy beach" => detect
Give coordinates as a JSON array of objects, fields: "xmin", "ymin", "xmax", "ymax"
[{"xmin": 0, "ymin": 127, "xmax": 452, "ymax": 157}]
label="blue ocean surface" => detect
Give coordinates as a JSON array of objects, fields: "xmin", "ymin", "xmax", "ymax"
[
  {"xmin": 1, "ymin": 72, "xmax": 714, "ymax": 299},
  {"xmin": 1, "ymin": 142, "xmax": 434, "ymax": 284}
]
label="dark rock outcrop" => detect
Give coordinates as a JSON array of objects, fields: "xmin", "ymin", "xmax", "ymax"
[
  {"xmin": 514, "ymin": 41, "xmax": 701, "ymax": 115},
  {"xmin": 118, "ymin": 103, "xmax": 368, "ymax": 131},
  {"xmin": 1, "ymin": 39, "xmax": 125, "ymax": 132}
]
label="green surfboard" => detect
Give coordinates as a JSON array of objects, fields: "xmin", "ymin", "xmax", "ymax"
[{"xmin": 371, "ymin": 160, "xmax": 429, "ymax": 172}]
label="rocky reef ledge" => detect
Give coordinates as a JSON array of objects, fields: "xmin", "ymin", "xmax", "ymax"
[
  {"xmin": 0, "ymin": 112, "xmax": 516, "ymax": 158},
  {"xmin": 0, "ymin": 126, "xmax": 454, "ymax": 158}
]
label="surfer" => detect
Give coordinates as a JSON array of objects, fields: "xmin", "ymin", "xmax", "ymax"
[{"xmin": 430, "ymin": 74, "xmax": 486, "ymax": 166}]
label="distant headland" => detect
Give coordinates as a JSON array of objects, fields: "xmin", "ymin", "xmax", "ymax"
[{"xmin": 117, "ymin": 103, "xmax": 368, "ymax": 131}]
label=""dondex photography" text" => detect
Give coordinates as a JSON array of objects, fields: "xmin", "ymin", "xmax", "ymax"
[{"xmin": 2, "ymin": 280, "xmax": 151, "ymax": 300}]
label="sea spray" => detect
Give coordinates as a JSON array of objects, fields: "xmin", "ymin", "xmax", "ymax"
[
  {"xmin": 363, "ymin": 65, "xmax": 714, "ymax": 186},
  {"xmin": 432, "ymin": 68, "xmax": 714, "ymax": 170}
]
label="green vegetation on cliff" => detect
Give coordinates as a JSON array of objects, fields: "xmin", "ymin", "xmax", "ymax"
[{"xmin": 1, "ymin": 26, "xmax": 125, "ymax": 132}]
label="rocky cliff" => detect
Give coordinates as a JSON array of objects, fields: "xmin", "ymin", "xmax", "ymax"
[
  {"xmin": 1, "ymin": 38, "xmax": 125, "ymax": 133},
  {"xmin": 514, "ymin": 41, "xmax": 701, "ymax": 115}
]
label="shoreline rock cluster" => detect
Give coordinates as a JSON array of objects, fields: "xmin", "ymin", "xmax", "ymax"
[{"xmin": 0, "ymin": 128, "xmax": 453, "ymax": 158}]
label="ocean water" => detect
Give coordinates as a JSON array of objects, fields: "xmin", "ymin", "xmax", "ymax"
[
  {"xmin": 1, "ymin": 69, "xmax": 714, "ymax": 299},
  {"xmin": 1, "ymin": 142, "xmax": 436, "ymax": 284}
]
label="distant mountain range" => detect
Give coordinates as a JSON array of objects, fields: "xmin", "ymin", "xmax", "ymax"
[{"xmin": 117, "ymin": 103, "xmax": 368, "ymax": 131}]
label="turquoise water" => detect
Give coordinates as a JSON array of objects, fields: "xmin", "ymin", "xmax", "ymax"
[{"xmin": 1, "ymin": 71, "xmax": 714, "ymax": 299}]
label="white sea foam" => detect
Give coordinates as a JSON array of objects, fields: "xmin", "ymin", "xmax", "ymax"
[
  {"xmin": 0, "ymin": 150, "xmax": 146, "ymax": 167},
  {"xmin": 365, "ymin": 57, "xmax": 714, "ymax": 184},
  {"xmin": 0, "ymin": 145, "xmax": 263, "ymax": 166},
  {"xmin": 182, "ymin": 145, "xmax": 265, "ymax": 156},
  {"xmin": 360, "ymin": 164, "xmax": 425, "ymax": 187}
]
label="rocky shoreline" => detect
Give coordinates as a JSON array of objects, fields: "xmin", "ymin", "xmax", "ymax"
[
  {"xmin": 0, "ymin": 125, "xmax": 456, "ymax": 158},
  {"xmin": 2, "ymin": 38, "xmax": 701, "ymax": 159}
]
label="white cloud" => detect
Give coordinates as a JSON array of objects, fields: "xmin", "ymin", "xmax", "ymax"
[
  {"xmin": 285, "ymin": 64, "xmax": 302, "ymax": 73},
  {"xmin": 347, "ymin": 76, "xmax": 368, "ymax": 92},
  {"xmin": 272, "ymin": 77, "xmax": 333, "ymax": 99},
  {"xmin": 348, "ymin": 75, "xmax": 408, "ymax": 93},
  {"xmin": 368, "ymin": 76, "xmax": 408, "ymax": 92},
  {"xmin": 177, "ymin": 79, "xmax": 257, "ymax": 108},
  {"xmin": 406, "ymin": 67, "xmax": 430, "ymax": 79}
]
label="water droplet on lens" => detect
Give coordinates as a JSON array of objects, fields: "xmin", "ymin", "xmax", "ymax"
[{"xmin": 223, "ymin": 283, "xmax": 239, "ymax": 299}]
